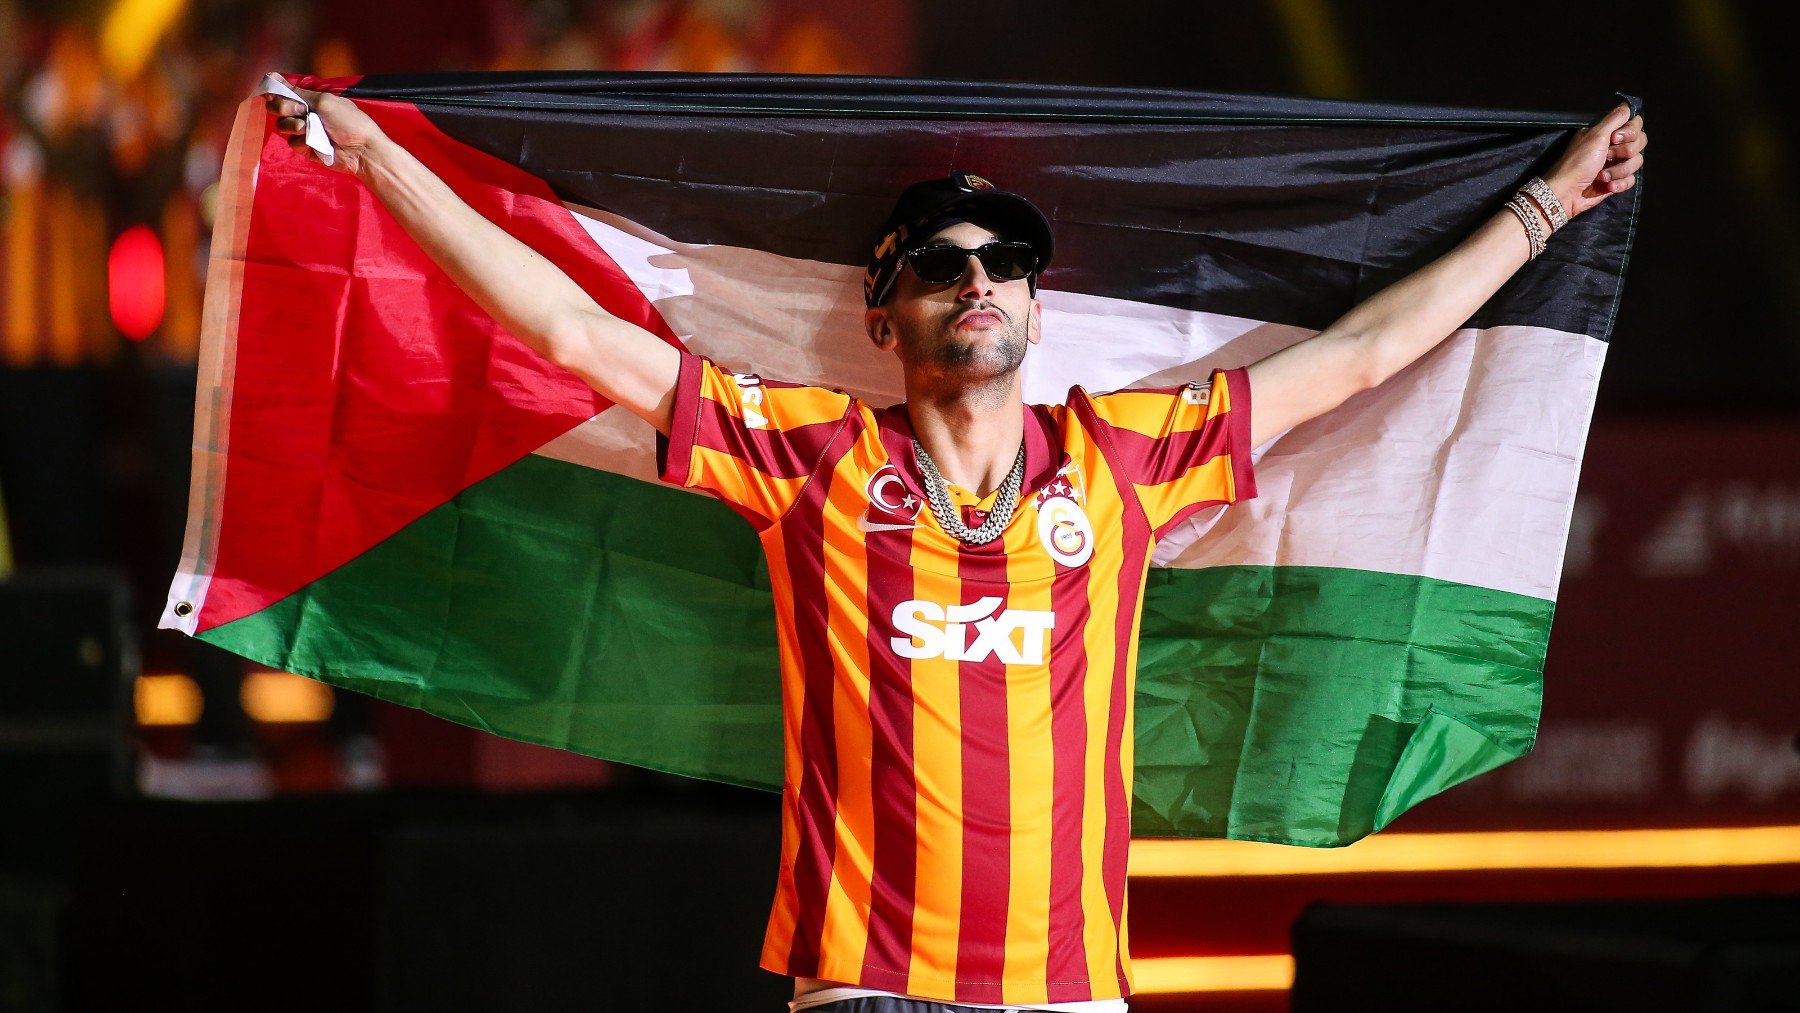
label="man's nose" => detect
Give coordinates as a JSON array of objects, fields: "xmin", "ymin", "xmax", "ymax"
[{"xmin": 957, "ymin": 254, "xmax": 995, "ymax": 299}]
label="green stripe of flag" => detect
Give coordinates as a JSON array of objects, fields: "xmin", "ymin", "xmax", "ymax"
[
  {"xmin": 201, "ymin": 452, "xmax": 1547, "ymax": 845},
  {"xmin": 1136, "ymin": 565, "xmax": 1544, "ymax": 843}
]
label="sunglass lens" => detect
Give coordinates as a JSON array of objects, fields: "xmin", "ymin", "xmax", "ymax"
[
  {"xmin": 979, "ymin": 244, "xmax": 1035, "ymax": 281},
  {"xmin": 907, "ymin": 247, "xmax": 970, "ymax": 284}
]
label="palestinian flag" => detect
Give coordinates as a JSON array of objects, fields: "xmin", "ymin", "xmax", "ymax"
[{"xmin": 162, "ymin": 73, "xmax": 1639, "ymax": 846}]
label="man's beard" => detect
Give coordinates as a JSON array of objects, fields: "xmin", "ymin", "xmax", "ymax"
[{"xmin": 920, "ymin": 304, "xmax": 1028, "ymax": 381}]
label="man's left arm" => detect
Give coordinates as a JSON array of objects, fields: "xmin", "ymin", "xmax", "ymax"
[{"xmin": 1245, "ymin": 102, "xmax": 1647, "ymax": 448}]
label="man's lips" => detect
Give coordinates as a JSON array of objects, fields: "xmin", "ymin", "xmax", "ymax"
[{"xmin": 953, "ymin": 308, "xmax": 1006, "ymax": 329}]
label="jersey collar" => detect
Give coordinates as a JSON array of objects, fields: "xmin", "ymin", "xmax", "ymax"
[{"xmin": 875, "ymin": 398, "xmax": 1065, "ymax": 511}]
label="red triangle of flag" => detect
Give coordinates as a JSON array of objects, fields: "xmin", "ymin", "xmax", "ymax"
[{"xmin": 197, "ymin": 82, "xmax": 682, "ymax": 631}]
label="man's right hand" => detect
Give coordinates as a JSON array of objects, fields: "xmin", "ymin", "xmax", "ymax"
[{"xmin": 265, "ymin": 85, "xmax": 386, "ymax": 179}]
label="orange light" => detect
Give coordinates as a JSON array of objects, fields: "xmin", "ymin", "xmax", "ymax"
[
  {"xmin": 135, "ymin": 673, "xmax": 203, "ymax": 726},
  {"xmin": 101, "ymin": 0, "xmax": 188, "ymax": 81},
  {"xmin": 107, "ymin": 224, "xmax": 165, "ymax": 340},
  {"xmin": 1132, "ymin": 954, "xmax": 1295, "ymax": 994},
  {"xmin": 240, "ymin": 670, "xmax": 335, "ymax": 723},
  {"xmin": 1130, "ymin": 825, "xmax": 1800, "ymax": 877}
]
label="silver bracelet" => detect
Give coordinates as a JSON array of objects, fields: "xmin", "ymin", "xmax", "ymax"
[
  {"xmin": 1520, "ymin": 177, "xmax": 1569, "ymax": 232},
  {"xmin": 1513, "ymin": 196, "xmax": 1547, "ymax": 258},
  {"xmin": 1504, "ymin": 196, "xmax": 1547, "ymax": 260}
]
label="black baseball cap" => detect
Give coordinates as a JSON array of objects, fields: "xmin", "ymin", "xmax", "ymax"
[{"xmin": 863, "ymin": 170, "xmax": 1054, "ymax": 307}]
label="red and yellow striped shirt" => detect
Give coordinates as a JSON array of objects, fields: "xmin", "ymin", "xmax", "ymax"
[{"xmin": 658, "ymin": 351, "xmax": 1256, "ymax": 1004}]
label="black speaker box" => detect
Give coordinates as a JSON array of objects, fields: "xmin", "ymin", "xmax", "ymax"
[
  {"xmin": 62, "ymin": 788, "xmax": 785, "ymax": 1010},
  {"xmin": 374, "ymin": 797, "xmax": 787, "ymax": 1009},
  {"xmin": 1293, "ymin": 894, "xmax": 1800, "ymax": 1012},
  {"xmin": 0, "ymin": 568, "xmax": 135, "ymax": 872}
]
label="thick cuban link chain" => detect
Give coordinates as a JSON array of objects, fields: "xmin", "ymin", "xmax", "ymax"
[{"xmin": 913, "ymin": 439, "xmax": 1025, "ymax": 545}]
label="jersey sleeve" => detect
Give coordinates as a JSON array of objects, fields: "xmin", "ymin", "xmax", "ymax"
[
  {"xmin": 1085, "ymin": 367, "xmax": 1258, "ymax": 538},
  {"xmin": 656, "ymin": 351, "xmax": 854, "ymax": 529}
]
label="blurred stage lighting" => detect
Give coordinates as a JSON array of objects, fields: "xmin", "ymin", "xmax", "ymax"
[
  {"xmin": 1130, "ymin": 825, "xmax": 1800, "ymax": 876},
  {"xmin": 107, "ymin": 224, "xmax": 165, "ymax": 341},
  {"xmin": 241, "ymin": 670, "xmax": 335, "ymax": 724},
  {"xmin": 135, "ymin": 672, "xmax": 203, "ymax": 726},
  {"xmin": 1132, "ymin": 954, "xmax": 1294, "ymax": 995},
  {"xmin": 102, "ymin": 0, "xmax": 188, "ymax": 81}
]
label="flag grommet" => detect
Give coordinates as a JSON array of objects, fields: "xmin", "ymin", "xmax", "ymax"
[{"xmin": 173, "ymin": 601, "xmax": 194, "ymax": 618}]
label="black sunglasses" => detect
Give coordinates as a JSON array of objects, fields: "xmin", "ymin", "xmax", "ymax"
[{"xmin": 903, "ymin": 241, "xmax": 1038, "ymax": 286}]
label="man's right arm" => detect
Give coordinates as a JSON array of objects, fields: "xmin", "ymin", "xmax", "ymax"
[{"xmin": 265, "ymin": 86, "xmax": 679, "ymax": 435}]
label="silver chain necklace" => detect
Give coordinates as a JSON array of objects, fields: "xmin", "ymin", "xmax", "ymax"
[{"xmin": 912, "ymin": 438, "xmax": 1026, "ymax": 545}]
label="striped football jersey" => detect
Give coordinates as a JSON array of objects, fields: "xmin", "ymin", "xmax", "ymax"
[{"xmin": 657, "ymin": 350, "xmax": 1256, "ymax": 1004}]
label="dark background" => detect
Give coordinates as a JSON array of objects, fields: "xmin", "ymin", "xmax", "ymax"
[{"xmin": 913, "ymin": 0, "xmax": 1799, "ymax": 414}]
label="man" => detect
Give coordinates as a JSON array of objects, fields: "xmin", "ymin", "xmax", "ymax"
[{"xmin": 263, "ymin": 84, "xmax": 1645, "ymax": 1010}]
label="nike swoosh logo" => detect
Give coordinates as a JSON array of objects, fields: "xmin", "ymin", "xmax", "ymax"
[{"xmin": 856, "ymin": 511, "xmax": 915, "ymax": 533}]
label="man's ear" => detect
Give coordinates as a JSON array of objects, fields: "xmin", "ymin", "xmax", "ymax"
[
  {"xmin": 865, "ymin": 307, "xmax": 898, "ymax": 352},
  {"xmin": 1025, "ymin": 298, "xmax": 1043, "ymax": 346}
]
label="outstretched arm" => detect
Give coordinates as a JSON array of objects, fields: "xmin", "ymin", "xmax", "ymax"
[
  {"xmin": 265, "ymin": 85, "xmax": 681, "ymax": 435},
  {"xmin": 1244, "ymin": 102, "xmax": 1647, "ymax": 448}
]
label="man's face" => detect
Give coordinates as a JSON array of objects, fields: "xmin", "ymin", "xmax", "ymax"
[{"xmin": 865, "ymin": 221, "xmax": 1042, "ymax": 384}]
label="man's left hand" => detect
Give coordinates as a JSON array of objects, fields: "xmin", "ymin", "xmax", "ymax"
[{"xmin": 1544, "ymin": 101, "xmax": 1648, "ymax": 219}]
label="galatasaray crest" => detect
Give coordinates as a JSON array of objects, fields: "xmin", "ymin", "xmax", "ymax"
[{"xmin": 1034, "ymin": 466, "xmax": 1093, "ymax": 568}]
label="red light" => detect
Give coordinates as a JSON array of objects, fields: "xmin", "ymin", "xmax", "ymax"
[{"xmin": 108, "ymin": 224, "xmax": 166, "ymax": 341}]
